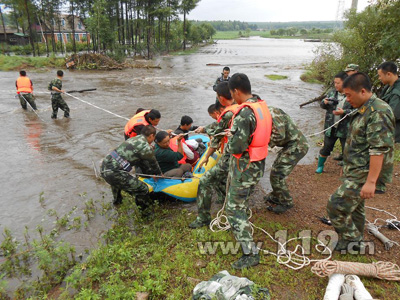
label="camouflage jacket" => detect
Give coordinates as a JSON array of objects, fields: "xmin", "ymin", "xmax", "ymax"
[
  {"xmin": 343, "ymin": 94, "xmax": 395, "ymax": 185},
  {"xmin": 320, "ymin": 89, "xmax": 353, "ymax": 138},
  {"xmin": 212, "ymin": 74, "xmax": 230, "ymax": 91},
  {"xmin": 103, "ymin": 135, "xmax": 161, "ymax": 175},
  {"xmin": 268, "ymin": 106, "xmax": 308, "ymax": 150},
  {"xmin": 48, "ymin": 78, "xmax": 62, "ymax": 95},
  {"xmin": 226, "ymin": 96, "xmax": 259, "ymax": 158},
  {"xmin": 204, "ymin": 121, "xmax": 218, "ymax": 136},
  {"xmin": 210, "ymin": 111, "xmax": 235, "ymax": 150},
  {"xmin": 380, "ymin": 78, "xmax": 400, "ymax": 142}
]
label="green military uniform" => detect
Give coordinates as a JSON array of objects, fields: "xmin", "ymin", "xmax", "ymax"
[
  {"xmin": 327, "ymin": 95, "xmax": 395, "ymax": 246},
  {"xmin": 100, "ymin": 135, "xmax": 161, "ymax": 205},
  {"xmin": 266, "ymin": 107, "xmax": 309, "ymax": 209},
  {"xmin": 48, "ymin": 78, "xmax": 70, "ymax": 119},
  {"xmin": 380, "ymin": 78, "xmax": 400, "ymax": 142},
  {"xmin": 225, "ymin": 96, "xmax": 266, "ymax": 259},
  {"xmin": 190, "ymin": 111, "xmax": 234, "ymax": 227},
  {"xmin": 204, "ymin": 121, "xmax": 218, "ymax": 136}
]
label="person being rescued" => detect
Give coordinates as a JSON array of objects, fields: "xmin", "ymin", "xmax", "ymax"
[
  {"xmin": 124, "ymin": 108, "xmax": 161, "ymax": 140},
  {"xmin": 173, "ymin": 115, "xmax": 199, "ymax": 140},
  {"xmin": 155, "ymin": 131, "xmax": 193, "ymax": 177}
]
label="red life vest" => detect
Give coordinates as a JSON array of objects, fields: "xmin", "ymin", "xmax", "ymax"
[
  {"xmin": 169, "ymin": 136, "xmax": 187, "ymax": 165},
  {"xmin": 232, "ymin": 100, "xmax": 272, "ymax": 162},
  {"xmin": 16, "ymin": 76, "xmax": 33, "ymax": 94},
  {"xmin": 124, "ymin": 110, "xmax": 150, "ymax": 138},
  {"xmin": 217, "ymin": 104, "xmax": 240, "ymax": 153}
]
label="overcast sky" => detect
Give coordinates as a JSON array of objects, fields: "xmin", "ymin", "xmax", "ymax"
[{"xmin": 188, "ymin": 0, "xmax": 371, "ymax": 22}]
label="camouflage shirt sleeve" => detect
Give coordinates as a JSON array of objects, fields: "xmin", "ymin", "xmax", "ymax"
[
  {"xmin": 367, "ymin": 109, "xmax": 395, "ymax": 156},
  {"xmin": 268, "ymin": 107, "xmax": 287, "ymax": 148},
  {"xmin": 204, "ymin": 121, "xmax": 217, "ymax": 136},
  {"xmin": 138, "ymin": 143, "xmax": 162, "ymax": 175},
  {"xmin": 210, "ymin": 111, "xmax": 234, "ymax": 149},
  {"xmin": 227, "ymin": 107, "xmax": 256, "ymax": 155}
]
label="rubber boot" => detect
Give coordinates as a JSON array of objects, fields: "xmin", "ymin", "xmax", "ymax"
[
  {"xmin": 231, "ymin": 253, "xmax": 260, "ymax": 270},
  {"xmin": 315, "ymin": 156, "xmax": 327, "ymax": 174},
  {"xmin": 188, "ymin": 217, "xmax": 211, "ymax": 229}
]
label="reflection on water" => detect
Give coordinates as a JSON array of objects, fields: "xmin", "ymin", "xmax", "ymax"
[{"xmin": 0, "ymin": 37, "xmax": 324, "ymax": 247}]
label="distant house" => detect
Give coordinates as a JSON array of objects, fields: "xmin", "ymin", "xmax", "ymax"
[
  {"xmin": 0, "ymin": 26, "xmax": 29, "ymax": 45},
  {"xmin": 33, "ymin": 14, "xmax": 90, "ymax": 44}
]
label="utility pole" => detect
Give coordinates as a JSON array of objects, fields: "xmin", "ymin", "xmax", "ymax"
[{"xmin": 351, "ymin": 0, "xmax": 358, "ymax": 10}]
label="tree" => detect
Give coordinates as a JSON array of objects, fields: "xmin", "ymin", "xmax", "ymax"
[{"xmin": 180, "ymin": 0, "xmax": 199, "ymax": 50}]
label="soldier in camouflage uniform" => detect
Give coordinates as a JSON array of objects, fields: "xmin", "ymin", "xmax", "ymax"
[
  {"xmin": 48, "ymin": 70, "xmax": 70, "ymax": 119},
  {"xmin": 378, "ymin": 61, "xmax": 400, "ymax": 143},
  {"xmin": 100, "ymin": 125, "xmax": 162, "ymax": 210},
  {"xmin": 327, "ymin": 73, "xmax": 395, "ymax": 252},
  {"xmin": 189, "ymin": 82, "xmax": 236, "ymax": 229},
  {"xmin": 225, "ymin": 73, "xmax": 272, "ymax": 269},
  {"xmin": 264, "ymin": 107, "xmax": 309, "ymax": 214},
  {"xmin": 316, "ymin": 71, "xmax": 353, "ymax": 173}
]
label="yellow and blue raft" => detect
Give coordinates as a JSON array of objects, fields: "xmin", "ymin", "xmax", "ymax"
[{"xmin": 139, "ymin": 135, "xmax": 221, "ymax": 202}]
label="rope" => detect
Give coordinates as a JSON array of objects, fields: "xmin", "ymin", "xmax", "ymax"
[
  {"xmin": 305, "ymin": 110, "xmax": 357, "ymax": 138},
  {"xmin": 19, "ymin": 94, "xmax": 45, "ymax": 122},
  {"xmin": 209, "ymin": 166, "xmax": 332, "ymax": 270},
  {"xmin": 64, "ymin": 92, "xmax": 130, "ymax": 121},
  {"xmin": 311, "ymin": 260, "xmax": 400, "ymax": 281}
]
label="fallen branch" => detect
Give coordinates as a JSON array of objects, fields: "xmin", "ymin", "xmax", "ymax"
[{"xmin": 66, "ymin": 88, "xmax": 97, "ymax": 93}]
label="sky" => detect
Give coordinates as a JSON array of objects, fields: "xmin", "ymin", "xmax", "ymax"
[{"xmin": 188, "ymin": 0, "xmax": 372, "ymax": 22}]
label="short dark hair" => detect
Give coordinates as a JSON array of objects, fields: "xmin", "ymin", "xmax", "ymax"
[
  {"xmin": 180, "ymin": 115, "xmax": 193, "ymax": 126},
  {"xmin": 228, "ymin": 73, "xmax": 251, "ymax": 94},
  {"xmin": 378, "ymin": 61, "xmax": 398, "ymax": 75},
  {"xmin": 136, "ymin": 108, "xmax": 145, "ymax": 114},
  {"xmin": 215, "ymin": 100, "xmax": 224, "ymax": 111},
  {"xmin": 147, "ymin": 109, "xmax": 161, "ymax": 121},
  {"xmin": 208, "ymin": 104, "xmax": 217, "ymax": 114},
  {"xmin": 141, "ymin": 125, "xmax": 156, "ymax": 137},
  {"xmin": 57, "ymin": 70, "xmax": 64, "ymax": 77},
  {"xmin": 20, "ymin": 70, "xmax": 26, "ymax": 76},
  {"xmin": 216, "ymin": 81, "xmax": 232, "ymax": 100},
  {"xmin": 155, "ymin": 131, "xmax": 169, "ymax": 143},
  {"xmin": 334, "ymin": 71, "xmax": 348, "ymax": 81},
  {"xmin": 223, "ymin": 66, "xmax": 230, "ymax": 72},
  {"xmin": 343, "ymin": 72, "xmax": 372, "ymax": 92}
]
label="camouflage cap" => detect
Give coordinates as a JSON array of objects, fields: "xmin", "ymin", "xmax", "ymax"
[{"xmin": 344, "ymin": 64, "xmax": 360, "ymax": 72}]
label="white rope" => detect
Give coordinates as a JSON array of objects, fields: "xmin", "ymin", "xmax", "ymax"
[
  {"xmin": 19, "ymin": 94, "xmax": 45, "ymax": 122},
  {"xmin": 65, "ymin": 92, "xmax": 129, "ymax": 121},
  {"xmin": 209, "ymin": 173, "xmax": 332, "ymax": 270},
  {"xmin": 305, "ymin": 110, "xmax": 357, "ymax": 138}
]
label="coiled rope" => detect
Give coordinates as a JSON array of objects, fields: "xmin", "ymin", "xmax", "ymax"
[
  {"xmin": 209, "ymin": 173, "xmax": 332, "ymax": 270},
  {"xmin": 312, "ymin": 260, "xmax": 400, "ymax": 281}
]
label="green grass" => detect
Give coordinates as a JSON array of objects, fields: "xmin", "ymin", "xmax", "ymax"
[
  {"xmin": 213, "ymin": 31, "xmax": 267, "ymax": 40},
  {"xmin": 265, "ymin": 74, "xmax": 288, "ymax": 81},
  {"xmin": 300, "ymin": 70, "xmax": 323, "ymax": 84},
  {"xmin": 395, "ymin": 144, "xmax": 400, "ymax": 162},
  {"xmin": 0, "ymin": 55, "xmax": 65, "ymax": 71},
  {"xmin": 260, "ymin": 32, "xmax": 333, "ymax": 40}
]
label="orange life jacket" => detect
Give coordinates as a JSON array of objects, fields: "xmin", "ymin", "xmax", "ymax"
[
  {"xmin": 232, "ymin": 100, "xmax": 272, "ymax": 162},
  {"xmin": 217, "ymin": 104, "xmax": 239, "ymax": 153},
  {"xmin": 124, "ymin": 110, "xmax": 150, "ymax": 138},
  {"xmin": 16, "ymin": 76, "xmax": 33, "ymax": 94},
  {"xmin": 169, "ymin": 136, "xmax": 187, "ymax": 165}
]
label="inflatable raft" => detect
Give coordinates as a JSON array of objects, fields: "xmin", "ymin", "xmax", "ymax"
[{"xmin": 139, "ymin": 134, "xmax": 221, "ymax": 202}]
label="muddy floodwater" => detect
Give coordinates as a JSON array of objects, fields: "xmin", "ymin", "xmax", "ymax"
[{"xmin": 0, "ymin": 37, "xmax": 324, "ymax": 249}]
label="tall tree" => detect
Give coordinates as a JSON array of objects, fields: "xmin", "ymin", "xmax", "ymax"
[
  {"xmin": 24, "ymin": 0, "xmax": 35, "ymax": 56},
  {"xmin": 180, "ymin": 0, "xmax": 199, "ymax": 50}
]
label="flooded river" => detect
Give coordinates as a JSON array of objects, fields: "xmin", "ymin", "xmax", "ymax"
[{"xmin": 0, "ymin": 37, "xmax": 324, "ymax": 247}]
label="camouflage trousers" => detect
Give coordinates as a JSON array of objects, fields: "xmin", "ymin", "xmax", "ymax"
[
  {"xmin": 51, "ymin": 95, "xmax": 70, "ymax": 118},
  {"xmin": 196, "ymin": 152, "xmax": 229, "ymax": 221},
  {"xmin": 226, "ymin": 155, "xmax": 265, "ymax": 254},
  {"xmin": 327, "ymin": 180, "xmax": 365, "ymax": 242},
  {"xmin": 19, "ymin": 93, "xmax": 37, "ymax": 110},
  {"xmin": 269, "ymin": 143, "xmax": 308, "ymax": 205},
  {"xmin": 100, "ymin": 167, "xmax": 149, "ymax": 203}
]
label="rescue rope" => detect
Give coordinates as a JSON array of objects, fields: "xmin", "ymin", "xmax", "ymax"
[
  {"xmin": 209, "ymin": 171, "xmax": 332, "ymax": 270},
  {"xmin": 305, "ymin": 110, "xmax": 357, "ymax": 138},
  {"xmin": 19, "ymin": 94, "xmax": 45, "ymax": 122},
  {"xmin": 65, "ymin": 92, "xmax": 129, "ymax": 121},
  {"xmin": 311, "ymin": 260, "xmax": 400, "ymax": 281}
]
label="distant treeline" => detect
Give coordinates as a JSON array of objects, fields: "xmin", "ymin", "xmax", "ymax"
[
  {"xmin": 192, "ymin": 20, "xmax": 258, "ymax": 31},
  {"xmin": 249, "ymin": 21, "xmax": 342, "ymax": 30}
]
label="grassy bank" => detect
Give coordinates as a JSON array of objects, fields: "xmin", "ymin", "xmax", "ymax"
[
  {"xmin": 212, "ymin": 31, "xmax": 265, "ymax": 40},
  {"xmin": 0, "ymin": 55, "xmax": 65, "ymax": 71}
]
